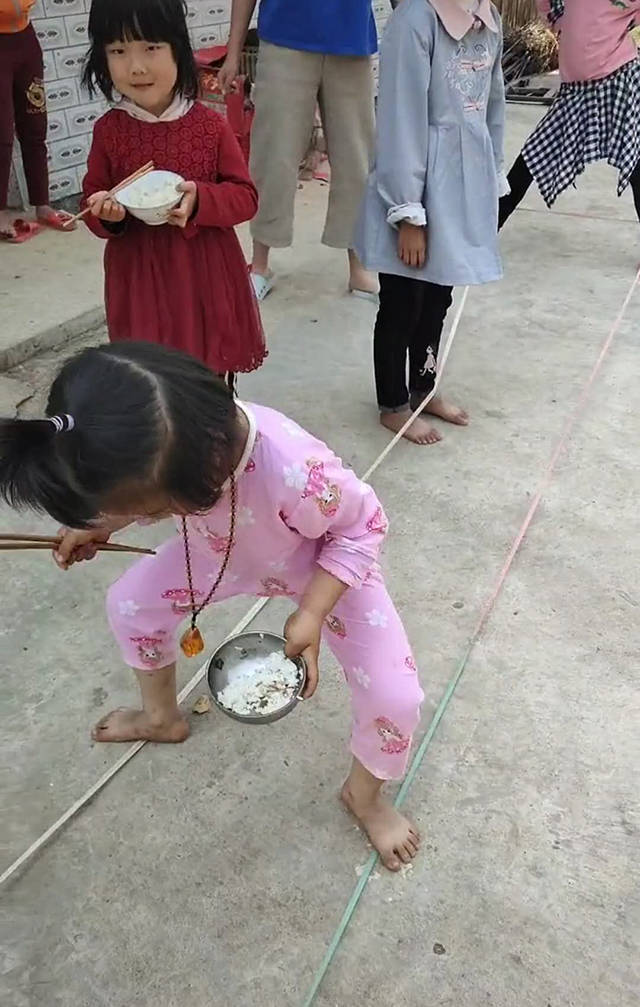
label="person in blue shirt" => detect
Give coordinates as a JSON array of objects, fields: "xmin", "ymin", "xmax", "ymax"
[{"xmin": 219, "ymin": 0, "xmax": 379, "ymax": 300}]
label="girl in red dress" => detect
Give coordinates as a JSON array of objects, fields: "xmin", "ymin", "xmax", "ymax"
[{"xmin": 81, "ymin": 0, "xmax": 265, "ymax": 377}]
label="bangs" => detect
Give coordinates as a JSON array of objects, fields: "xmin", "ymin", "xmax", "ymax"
[{"xmin": 88, "ymin": 0, "xmax": 188, "ymax": 46}]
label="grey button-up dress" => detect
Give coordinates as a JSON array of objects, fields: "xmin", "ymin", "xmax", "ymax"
[{"xmin": 354, "ymin": 0, "xmax": 507, "ymax": 287}]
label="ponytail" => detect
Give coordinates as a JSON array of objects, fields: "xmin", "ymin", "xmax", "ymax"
[{"xmin": 0, "ymin": 416, "xmax": 93, "ymax": 528}]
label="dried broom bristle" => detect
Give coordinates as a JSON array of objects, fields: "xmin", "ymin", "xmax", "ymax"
[
  {"xmin": 503, "ymin": 21, "xmax": 559, "ymax": 83},
  {"xmin": 496, "ymin": 0, "xmax": 540, "ymax": 30}
]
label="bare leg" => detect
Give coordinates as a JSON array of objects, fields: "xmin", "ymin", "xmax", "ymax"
[
  {"xmin": 0, "ymin": 208, "xmax": 17, "ymax": 239},
  {"xmin": 348, "ymin": 248, "xmax": 377, "ymax": 294},
  {"xmin": 35, "ymin": 205, "xmax": 77, "ymax": 230},
  {"xmin": 92, "ymin": 663, "xmax": 189, "ymax": 743},
  {"xmin": 341, "ymin": 757, "xmax": 420, "ymax": 871},
  {"xmin": 251, "ymin": 238, "xmax": 271, "ymax": 277}
]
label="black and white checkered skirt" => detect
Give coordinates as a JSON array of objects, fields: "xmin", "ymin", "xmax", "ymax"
[{"xmin": 522, "ymin": 58, "xmax": 640, "ymax": 207}]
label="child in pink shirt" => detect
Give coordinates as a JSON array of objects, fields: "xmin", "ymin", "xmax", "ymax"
[
  {"xmin": 499, "ymin": 0, "xmax": 640, "ymax": 227},
  {"xmin": 540, "ymin": 0, "xmax": 639, "ymax": 83},
  {"xmin": 0, "ymin": 341, "xmax": 423, "ymax": 872}
]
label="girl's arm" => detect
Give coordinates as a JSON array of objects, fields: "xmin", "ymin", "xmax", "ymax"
[
  {"xmin": 218, "ymin": 0, "xmax": 258, "ymax": 92},
  {"xmin": 280, "ymin": 444, "xmax": 388, "ymax": 697},
  {"xmin": 81, "ymin": 119, "xmax": 128, "ymax": 240},
  {"xmin": 284, "ymin": 568, "xmax": 347, "ymax": 698},
  {"xmin": 283, "ymin": 452, "xmax": 387, "ymax": 592},
  {"xmin": 487, "ymin": 22, "xmax": 510, "ymax": 197},
  {"xmin": 375, "ymin": 7, "xmax": 431, "ymax": 228},
  {"xmin": 189, "ymin": 121, "xmax": 258, "ymax": 230}
]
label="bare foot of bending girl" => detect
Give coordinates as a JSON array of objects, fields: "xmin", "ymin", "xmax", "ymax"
[
  {"xmin": 91, "ymin": 665, "xmax": 189, "ymax": 743},
  {"xmin": 341, "ymin": 758, "xmax": 420, "ymax": 871}
]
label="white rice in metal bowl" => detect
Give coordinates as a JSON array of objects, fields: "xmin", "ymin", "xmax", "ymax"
[{"xmin": 216, "ymin": 650, "xmax": 302, "ymax": 716}]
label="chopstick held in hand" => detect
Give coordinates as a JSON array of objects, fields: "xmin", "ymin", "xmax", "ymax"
[
  {"xmin": 63, "ymin": 160, "xmax": 155, "ymax": 228},
  {"xmin": 0, "ymin": 533, "xmax": 154, "ymax": 557}
]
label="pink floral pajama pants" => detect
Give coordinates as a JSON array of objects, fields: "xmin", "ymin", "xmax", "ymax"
[{"xmin": 107, "ymin": 540, "xmax": 424, "ymax": 780}]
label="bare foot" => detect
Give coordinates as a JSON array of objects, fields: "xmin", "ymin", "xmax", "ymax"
[
  {"xmin": 419, "ymin": 393, "xmax": 469, "ymax": 426},
  {"xmin": 348, "ymin": 248, "xmax": 378, "ymax": 295},
  {"xmin": 91, "ymin": 708, "xmax": 189, "ymax": 743},
  {"xmin": 381, "ymin": 409, "xmax": 442, "ymax": 445},
  {"xmin": 0, "ymin": 208, "xmax": 17, "ymax": 240},
  {"xmin": 341, "ymin": 783, "xmax": 420, "ymax": 871},
  {"xmin": 36, "ymin": 205, "xmax": 77, "ymax": 230}
]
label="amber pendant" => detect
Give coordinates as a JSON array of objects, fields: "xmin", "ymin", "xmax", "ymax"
[{"xmin": 180, "ymin": 625, "xmax": 205, "ymax": 658}]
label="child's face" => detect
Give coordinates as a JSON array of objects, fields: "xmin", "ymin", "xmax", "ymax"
[{"xmin": 106, "ymin": 37, "xmax": 178, "ymax": 116}]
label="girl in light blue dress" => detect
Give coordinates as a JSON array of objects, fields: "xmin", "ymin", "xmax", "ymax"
[{"xmin": 354, "ymin": 0, "xmax": 507, "ymax": 445}]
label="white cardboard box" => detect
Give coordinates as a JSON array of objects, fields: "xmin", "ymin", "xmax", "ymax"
[
  {"xmin": 53, "ymin": 44, "xmax": 87, "ymax": 81},
  {"xmin": 65, "ymin": 102, "xmax": 104, "ymax": 137},
  {"xmin": 33, "ymin": 16, "xmax": 68, "ymax": 50},
  {"xmin": 64, "ymin": 12, "xmax": 89, "ymax": 47},
  {"xmin": 45, "ymin": 77, "xmax": 79, "ymax": 111},
  {"xmin": 43, "ymin": 0, "xmax": 85, "ymax": 16},
  {"xmin": 48, "ymin": 167, "xmax": 80, "ymax": 200},
  {"xmin": 47, "ymin": 109, "xmax": 69, "ymax": 142}
]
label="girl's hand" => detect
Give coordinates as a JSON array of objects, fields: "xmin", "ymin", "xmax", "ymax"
[
  {"xmin": 87, "ymin": 191, "xmax": 126, "ymax": 223},
  {"xmin": 168, "ymin": 181, "xmax": 198, "ymax": 228},
  {"xmin": 53, "ymin": 526, "xmax": 111, "ymax": 570},
  {"xmin": 284, "ymin": 607, "xmax": 323, "ymax": 698},
  {"xmin": 398, "ymin": 221, "xmax": 427, "ymax": 268}
]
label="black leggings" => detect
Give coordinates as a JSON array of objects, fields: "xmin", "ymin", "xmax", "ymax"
[
  {"xmin": 374, "ymin": 273, "xmax": 453, "ymax": 412},
  {"xmin": 498, "ymin": 153, "xmax": 640, "ymax": 229}
]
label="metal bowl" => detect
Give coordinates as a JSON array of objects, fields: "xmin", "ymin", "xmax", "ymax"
[{"xmin": 207, "ymin": 632, "xmax": 306, "ymax": 725}]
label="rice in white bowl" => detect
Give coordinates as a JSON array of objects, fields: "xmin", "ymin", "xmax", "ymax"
[
  {"xmin": 128, "ymin": 179, "xmax": 181, "ymax": 208},
  {"xmin": 217, "ymin": 651, "xmax": 302, "ymax": 716}
]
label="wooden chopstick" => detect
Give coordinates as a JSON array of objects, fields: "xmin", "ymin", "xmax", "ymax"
[
  {"xmin": 0, "ymin": 534, "xmax": 155, "ymax": 556},
  {"xmin": 63, "ymin": 160, "xmax": 155, "ymax": 228}
]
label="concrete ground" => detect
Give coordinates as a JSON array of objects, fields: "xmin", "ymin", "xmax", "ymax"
[{"xmin": 1, "ymin": 105, "xmax": 639, "ymax": 1007}]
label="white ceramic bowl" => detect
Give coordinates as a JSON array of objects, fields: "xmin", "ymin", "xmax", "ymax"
[{"xmin": 116, "ymin": 169, "xmax": 184, "ymax": 226}]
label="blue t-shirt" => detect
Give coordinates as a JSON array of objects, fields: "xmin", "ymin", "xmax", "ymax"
[{"xmin": 258, "ymin": 0, "xmax": 378, "ymax": 57}]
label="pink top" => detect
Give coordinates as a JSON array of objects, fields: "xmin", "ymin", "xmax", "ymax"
[
  {"xmin": 179, "ymin": 402, "xmax": 388, "ymax": 601},
  {"xmin": 538, "ymin": 0, "xmax": 640, "ymax": 83}
]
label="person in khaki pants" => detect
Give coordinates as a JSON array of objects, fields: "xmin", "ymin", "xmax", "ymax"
[{"xmin": 219, "ymin": 0, "xmax": 378, "ymax": 300}]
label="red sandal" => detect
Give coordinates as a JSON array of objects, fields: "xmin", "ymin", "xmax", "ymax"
[
  {"xmin": 0, "ymin": 218, "xmax": 43, "ymax": 244},
  {"xmin": 37, "ymin": 209, "xmax": 77, "ymax": 232}
]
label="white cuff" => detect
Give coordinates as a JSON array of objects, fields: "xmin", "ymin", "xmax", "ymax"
[
  {"xmin": 386, "ymin": 203, "xmax": 427, "ymax": 228},
  {"xmin": 497, "ymin": 169, "xmax": 510, "ymax": 197}
]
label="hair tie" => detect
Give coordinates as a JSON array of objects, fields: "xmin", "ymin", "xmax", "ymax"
[{"xmin": 48, "ymin": 414, "xmax": 75, "ymax": 433}]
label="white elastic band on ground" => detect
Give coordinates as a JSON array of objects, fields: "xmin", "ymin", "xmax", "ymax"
[
  {"xmin": 1, "ymin": 287, "xmax": 469, "ymax": 888},
  {"xmin": 0, "ymin": 599, "xmax": 268, "ymax": 888}
]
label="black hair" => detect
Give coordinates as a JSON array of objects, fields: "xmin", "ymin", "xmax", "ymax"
[
  {"xmin": 82, "ymin": 0, "xmax": 199, "ymax": 102},
  {"xmin": 0, "ymin": 343, "xmax": 238, "ymax": 529}
]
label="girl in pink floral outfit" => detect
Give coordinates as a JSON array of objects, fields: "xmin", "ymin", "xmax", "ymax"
[{"xmin": 0, "ymin": 342, "xmax": 423, "ymax": 871}]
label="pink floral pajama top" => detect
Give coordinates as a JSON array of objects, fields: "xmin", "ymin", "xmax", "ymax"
[{"xmin": 107, "ymin": 403, "xmax": 424, "ymax": 779}]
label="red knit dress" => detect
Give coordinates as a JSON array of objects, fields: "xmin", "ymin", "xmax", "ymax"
[{"xmin": 82, "ymin": 103, "xmax": 265, "ymax": 374}]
